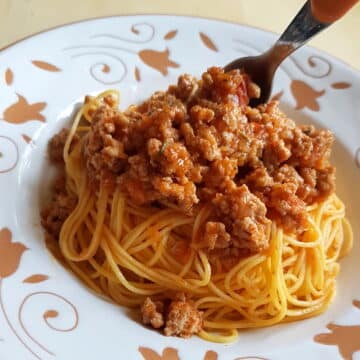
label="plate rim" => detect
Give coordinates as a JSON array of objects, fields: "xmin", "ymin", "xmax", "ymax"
[{"xmin": 1, "ymin": 13, "xmax": 359, "ymax": 76}]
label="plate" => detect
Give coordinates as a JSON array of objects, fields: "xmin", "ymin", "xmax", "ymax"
[{"xmin": 0, "ymin": 15, "xmax": 359, "ymax": 360}]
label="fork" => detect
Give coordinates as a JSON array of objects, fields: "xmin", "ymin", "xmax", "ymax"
[{"xmin": 225, "ymin": 0, "xmax": 359, "ymax": 106}]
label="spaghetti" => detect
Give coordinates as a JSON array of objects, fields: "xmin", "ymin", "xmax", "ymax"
[{"xmin": 42, "ymin": 68, "xmax": 353, "ymax": 343}]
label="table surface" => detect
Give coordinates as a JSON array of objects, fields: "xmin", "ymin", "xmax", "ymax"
[{"xmin": 1, "ymin": 0, "xmax": 359, "ymax": 70}]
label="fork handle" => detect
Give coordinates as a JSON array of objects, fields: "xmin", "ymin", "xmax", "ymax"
[
  {"xmin": 264, "ymin": 0, "xmax": 358, "ymax": 70},
  {"xmin": 277, "ymin": 1, "xmax": 329, "ymax": 52},
  {"xmin": 311, "ymin": 0, "xmax": 359, "ymax": 23}
]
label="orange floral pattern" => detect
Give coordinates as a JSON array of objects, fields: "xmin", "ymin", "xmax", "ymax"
[
  {"xmin": 135, "ymin": 66, "xmax": 141, "ymax": 81},
  {"xmin": 31, "ymin": 60, "xmax": 61, "ymax": 72},
  {"xmin": 291, "ymin": 80, "xmax": 325, "ymax": 111},
  {"xmin": 0, "ymin": 227, "xmax": 79, "ymax": 359},
  {"xmin": 43, "ymin": 309, "xmax": 59, "ymax": 320},
  {"xmin": 204, "ymin": 351, "xmax": 218, "ymax": 360},
  {"xmin": 23, "ymin": 274, "xmax": 49, "ymax": 283},
  {"xmin": 0, "ymin": 228, "xmax": 41, "ymax": 358},
  {"xmin": 139, "ymin": 49, "xmax": 179, "ymax": 75},
  {"xmin": 5, "ymin": 68, "xmax": 14, "ymax": 86},
  {"xmin": 101, "ymin": 64, "xmax": 110, "ymax": 73},
  {"xmin": 62, "ymin": 22, "xmax": 181, "ymax": 84},
  {"xmin": 139, "ymin": 347, "xmax": 180, "ymax": 360},
  {"xmin": 0, "ymin": 228, "xmax": 27, "ymax": 278},
  {"xmin": 314, "ymin": 300, "xmax": 360, "ymax": 360},
  {"xmin": 138, "ymin": 347, "xmax": 269, "ymax": 360},
  {"xmin": 164, "ymin": 30, "xmax": 178, "ymax": 40},
  {"xmin": 139, "ymin": 347, "xmax": 220, "ymax": 360},
  {"xmin": 331, "ymin": 82, "xmax": 351, "ymax": 89},
  {"xmin": 199, "ymin": 32, "xmax": 218, "ymax": 52},
  {"xmin": 3, "ymin": 94, "xmax": 46, "ymax": 124}
]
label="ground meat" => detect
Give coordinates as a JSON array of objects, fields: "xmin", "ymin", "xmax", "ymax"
[
  {"xmin": 297, "ymin": 166, "xmax": 335, "ymax": 203},
  {"xmin": 152, "ymin": 176, "xmax": 198, "ymax": 212},
  {"xmin": 297, "ymin": 167, "xmax": 317, "ymax": 201},
  {"xmin": 316, "ymin": 166, "xmax": 335, "ymax": 197},
  {"xmin": 141, "ymin": 297, "xmax": 164, "ymax": 329},
  {"xmin": 266, "ymin": 182, "xmax": 308, "ymax": 232},
  {"xmin": 196, "ymin": 125, "xmax": 221, "ymax": 161},
  {"xmin": 200, "ymin": 66, "xmax": 257, "ymax": 106},
  {"xmin": 169, "ymin": 74, "xmax": 199, "ymax": 103},
  {"xmin": 164, "ymin": 298, "xmax": 203, "ymax": 338},
  {"xmin": 43, "ymin": 129, "xmax": 79, "ymax": 241},
  {"xmin": 41, "ymin": 176, "xmax": 77, "ymax": 241},
  {"xmin": 141, "ymin": 295, "xmax": 203, "ymax": 338},
  {"xmin": 46, "ymin": 66, "xmax": 336, "ymax": 258},
  {"xmin": 211, "ymin": 185, "xmax": 270, "ymax": 256},
  {"xmin": 243, "ymin": 167, "xmax": 274, "ymax": 190},
  {"xmin": 82, "ymin": 67, "xmax": 335, "ymax": 240},
  {"xmin": 190, "ymin": 105, "xmax": 215, "ymax": 124},
  {"xmin": 290, "ymin": 127, "xmax": 334, "ymax": 168},
  {"xmin": 84, "ymin": 105, "xmax": 128, "ymax": 184},
  {"xmin": 48, "ymin": 128, "xmax": 78, "ymax": 163},
  {"xmin": 201, "ymin": 157, "xmax": 238, "ymax": 197},
  {"xmin": 203, "ymin": 221, "xmax": 231, "ymax": 250}
]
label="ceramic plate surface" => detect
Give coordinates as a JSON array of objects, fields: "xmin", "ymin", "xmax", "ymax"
[{"xmin": 0, "ymin": 15, "xmax": 359, "ymax": 360}]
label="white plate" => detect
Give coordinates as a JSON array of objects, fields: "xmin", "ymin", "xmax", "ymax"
[{"xmin": 0, "ymin": 15, "xmax": 360, "ymax": 360}]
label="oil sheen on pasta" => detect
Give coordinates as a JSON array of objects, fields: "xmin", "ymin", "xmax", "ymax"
[{"xmin": 41, "ymin": 67, "xmax": 352, "ymax": 343}]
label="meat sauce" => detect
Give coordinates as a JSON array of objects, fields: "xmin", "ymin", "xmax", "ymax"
[
  {"xmin": 43, "ymin": 67, "xmax": 335, "ymax": 263},
  {"xmin": 82, "ymin": 67, "xmax": 335, "ymax": 258},
  {"xmin": 42, "ymin": 66, "xmax": 337, "ymax": 339}
]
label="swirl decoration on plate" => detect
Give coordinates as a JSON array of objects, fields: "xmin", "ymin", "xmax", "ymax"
[
  {"xmin": 63, "ymin": 22, "xmax": 154, "ymax": 84},
  {"xmin": 290, "ymin": 55, "xmax": 332, "ymax": 78},
  {"xmin": 0, "ymin": 227, "xmax": 78, "ymax": 359},
  {"xmin": 63, "ymin": 22, "xmax": 181, "ymax": 83},
  {"xmin": 18, "ymin": 291, "xmax": 79, "ymax": 356},
  {"xmin": 90, "ymin": 22, "xmax": 155, "ymax": 43},
  {"xmin": 71, "ymin": 51, "xmax": 128, "ymax": 85},
  {"xmin": 0, "ymin": 135, "xmax": 19, "ymax": 174}
]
